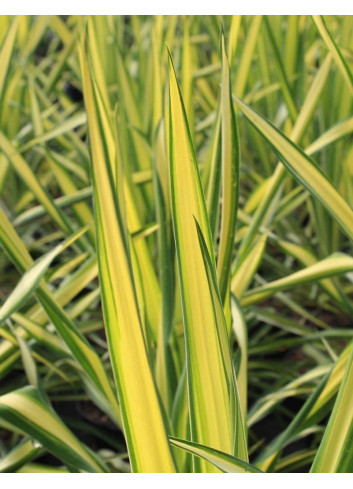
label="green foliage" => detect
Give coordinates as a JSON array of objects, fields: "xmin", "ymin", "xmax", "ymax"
[{"xmin": 0, "ymin": 15, "xmax": 353, "ymax": 473}]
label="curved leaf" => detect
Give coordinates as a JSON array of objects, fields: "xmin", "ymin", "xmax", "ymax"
[
  {"xmin": 235, "ymin": 98, "xmax": 353, "ymax": 243},
  {"xmin": 0, "ymin": 387, "xmax": 107, "ymax": 473},
  {"xmin": 170, "ymin": 437, "xmax": 261, "ymax": 473}
]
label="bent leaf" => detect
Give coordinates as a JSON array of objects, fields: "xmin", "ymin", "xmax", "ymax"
[
  {"xmin": 235, "ymin": 98, "xmax": 353, "ymax": 243},
  {"xmin": 0, "ymin": 227, "xmax": 89, "ymax": 324},
  {"xmin": 242, "ymin": 253, "xmax": 353, "ymax": 307},
  {"xmin": 170, "ymin": 437, "xmax": 261, "ymax": 473},
  {"xmin": 0, "ymin": 386, "xmax": 107, "ymax": 473}
]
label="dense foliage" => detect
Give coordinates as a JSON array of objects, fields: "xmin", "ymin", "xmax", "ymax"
[{"xmin": 0, "ymin": 15, "xmax": 353, "ymax": 473}]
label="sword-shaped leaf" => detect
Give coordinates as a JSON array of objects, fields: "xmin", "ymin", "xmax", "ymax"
[
  {"xmin": 312, "ymin": 15, "xmax": 353, "ymax": 95},
  {"xmin": 79, "ymin": 32, "xmax": 176, "ymax": 473},
  {"xmin": 168, "ymin": 52, "xmax": 247, "ymax": 471},
  {"xmin": 311, "ymin": 344, "xmax": 353, "ymax": 472},
  {"xmin": 0, "ymin": 17, "xmax": 18, "ymax": 110},
  {"xmin": 217, "ymin": 34, "xmax": 240, "ymax": 302},
  {"xmin": 235, "ymin": 98, "xmax": 353, "ymax": 243}
]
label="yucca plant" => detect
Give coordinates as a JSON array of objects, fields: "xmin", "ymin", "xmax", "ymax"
[{"xmin": 1, "ymin": 14, "xmax": 353, "ymax": 473}]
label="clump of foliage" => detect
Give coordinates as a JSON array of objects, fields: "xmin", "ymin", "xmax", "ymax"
[{"xmin": 0, "ymin": 15, "xmax": 353, "ymax": 473}]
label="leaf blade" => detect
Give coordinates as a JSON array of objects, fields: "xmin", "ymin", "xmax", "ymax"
[
  {"xmin": 168, "ymin": 52, "xmax": 246, "ymax": 469},
  {"xmin": 235, "ymin": 97, "xmax": 353, "ymax": 243},
  {"xmin": 79, "ymin": 30, "xmax": 176, "ymax": 473}
]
